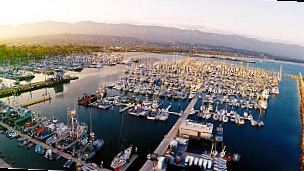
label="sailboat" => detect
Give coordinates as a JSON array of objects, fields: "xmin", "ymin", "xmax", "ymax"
[{"xmin": 111, "ymin": 112, "xmax": 133, "ymax": 170}]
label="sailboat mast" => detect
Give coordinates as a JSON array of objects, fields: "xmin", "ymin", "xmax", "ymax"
[{"xmin": 90, "ymin": 112, "xmax": 92, "ymax": 133}]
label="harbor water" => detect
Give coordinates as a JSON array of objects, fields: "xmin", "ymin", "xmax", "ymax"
[{"xmin": 0, "ymin": 53, "xmax": 302, "ymax": 170}]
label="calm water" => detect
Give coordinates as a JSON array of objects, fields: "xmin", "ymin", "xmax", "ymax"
[{"xmin": 0, "ymin": 53, "xmax": 302, "ymax": 171}]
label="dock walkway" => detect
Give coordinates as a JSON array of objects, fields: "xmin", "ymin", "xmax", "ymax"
[
  {"xmin": 0, "ymin": 121, "xmax": 109, "ymax": 171},
  {"xmin": 120, "ymin": 154, "xmax": 138, "ymax": 171},
  {"xmin": 140, "ymin": 89, "xmax": 202, "ymax": 171},
  {"xmin": 21, "ymin": 97, "xmax": 52, "ymax": 107},
  {"xmin": 0, "ymin": 77, "xmax": 78, "ymax": 98},
  {"xmin": 0, "ymin": 158, "xmax": 11, "ymax": 168}
]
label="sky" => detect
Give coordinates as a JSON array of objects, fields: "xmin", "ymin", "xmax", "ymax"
[{"xmin": 0, "ymin": 0, "xmax": 303, "ymax": 45}]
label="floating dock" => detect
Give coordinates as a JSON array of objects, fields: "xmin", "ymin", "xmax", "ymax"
[
  {"xmin": 168, "ymin": 111, "xmax": 182, "ymax": 116},
  {"xmin": 0, "ymin": 77, "xmax": 78, "ymax": 98},
  {"xmin": 0, "ymin": 121, "xmax": 109, "ymax": 171},
  {"xmin": 0, "ymin": 158, "xmax": 12, "ymax": 168},
  {"xmin": 20, "ymin": 97, "xmax": 52, "ymax": 107},
  {"xmin": 119, "ymin": 104, "xmax": 134, "ymax": 113},
  {"xmin": 140, "ymin": 89, "xmax": 201, "ymax": 171},
  {"xmin": 120, "ymin": 154, "xmax": 138, "ymax": 171}
]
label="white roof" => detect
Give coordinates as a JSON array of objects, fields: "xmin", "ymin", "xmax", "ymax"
[{"xmin": 180, "ymin": 120, "xmax": 213, "ymax": 134}]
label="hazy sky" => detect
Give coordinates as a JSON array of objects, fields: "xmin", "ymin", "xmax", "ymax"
[{"xmin": 1, "ymin": 0, "xmax": 304, "ymax": 45}]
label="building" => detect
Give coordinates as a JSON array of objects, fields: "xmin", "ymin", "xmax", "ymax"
[{"xmin": 179, "ymin": 120, "xmax": 213, "ymax": 139}]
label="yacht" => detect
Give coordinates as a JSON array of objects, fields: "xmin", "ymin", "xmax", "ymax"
[{"xmin": 259, "ymin": 100, "xmax": 267, "ymax": 110}]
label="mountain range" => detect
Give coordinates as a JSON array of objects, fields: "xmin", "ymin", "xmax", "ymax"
[{"xmin": 0, "ymin": 21, "xmax": 303, "ymax": 61}]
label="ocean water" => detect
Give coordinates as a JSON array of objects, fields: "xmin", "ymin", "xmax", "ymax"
[{"xmin": 0, "ymin": 53, "xmax": 302, "ymax": 170}]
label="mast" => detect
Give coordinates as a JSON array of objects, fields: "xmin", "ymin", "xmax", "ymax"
[{"xmin": 90, "ymin": 112, "xmax": 92, "ymax": 134}]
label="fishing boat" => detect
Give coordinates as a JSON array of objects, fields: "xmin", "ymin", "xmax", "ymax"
[
  {"xmin": 16, "ymin": 137, "xmax": 27, "ymax": 142},
  {"xmin": 225, "ymin": 153, "xmax": 232, "ymax": 162},
  {"xmin": 13, "ymin": 113, "xmax": 32, "ymax": 124},
  {"xmin": 35, "ymin": 144, "xmax": 45, "ymax": 155},
  {"xmin": 111, "ymin": 109, "xmax": 133, "ymax": 170},
  {"xmin": 45, "ymin": 149, "xmax": 61, "ymax": 160},
  {"xmin": 111, "ymin": 145, "xmax": 133, "ymax": 170},
  {"xmin": 18, "ymin": 140, "xmax": 30, "ymax": 147},
  {"xmin": 6, "ymin": 130, "xmax": 18, "ymax": 139},
  {"xmin": 34, "ymin": 128, "xmax": 54, "ymax": 140},
  {"xmin": 27, "ymin": 142, "xmax": 35, "ymax": 149}
]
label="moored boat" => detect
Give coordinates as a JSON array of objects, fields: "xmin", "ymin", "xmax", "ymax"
[{"xmin": 111, "ymin": 145, "xmax": 133, "ymax": 170}]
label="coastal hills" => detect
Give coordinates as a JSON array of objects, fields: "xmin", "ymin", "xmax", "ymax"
[{"xmin": 0, "ymin": 21, "xmax": 303, "ymax": 61}]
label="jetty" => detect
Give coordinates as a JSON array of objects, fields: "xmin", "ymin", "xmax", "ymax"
[
  {"xmin": 119, "ymin": 104, "xmax": 134, "ymax": 113},
  {"xmin": 0, "ymin": 77, "xmax": 78, "ymax": 98},
  {"xmin": 20, "ymin": 97, "xmax": 52, "ymax": 107},
  {"xmin": 297, "ymin": 73, "xmax": 304, "ymax": 170},
  {"xmin": 0, "ymin": 158, "xmax": 12, "ymax": 168},
  {"xmin": 0, "ymin": 120, "xmax": 109, "ymax": 171},
  {"xmin": 140, "ymin": 89, "xmax": 201, "ymax": 171},
  {"xmin": 168, "ymin": 111, "xmax": 182, "ymax": 116}
]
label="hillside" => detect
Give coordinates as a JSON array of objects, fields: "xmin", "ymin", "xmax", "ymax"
[{"xmin": 0, "ymin": 21, "xmax": 303, "ymax": 60}]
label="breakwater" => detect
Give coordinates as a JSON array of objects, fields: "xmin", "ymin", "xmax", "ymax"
[{"xmin": 298, "ymin": 73, "xmax": 304, "ymax": 170}]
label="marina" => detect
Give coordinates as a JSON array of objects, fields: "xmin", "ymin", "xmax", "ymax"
[
  {"xmin": 0, "ymin": 0, "xmax": 303, "ymax": 170},
  {"xmin": 0, "ymin": 52, "xmax": 302, "ymax": 171}
]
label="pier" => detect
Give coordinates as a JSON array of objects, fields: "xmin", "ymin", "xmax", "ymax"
[
  {"xmin": 0, "ymin": 121, "xmax": 109, "ymax": 171},
  {"xmin": 0, "ymin": 158, "xmax": 12, "ymax": 168},
  {"xmin": 119, "ymin": 104, "xmax": 134, "ymax": 113},
  {"xmin": 120, "ymin": 154, "xmax": 138, "ymax": 171},
  {"xmin": 0, "ymin": 77, "xmax": 78, "ymax": 98},
  {"xmin": 20, "ymin": 97, "xmax": 52, "ymax": 107},
  {"xmin": 168, "ymin": 111, "xmax": 182, "ymax": 116},
  {"xmin": 140, "ymin": 89, "xmax": 201, "ymax": 171}
]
